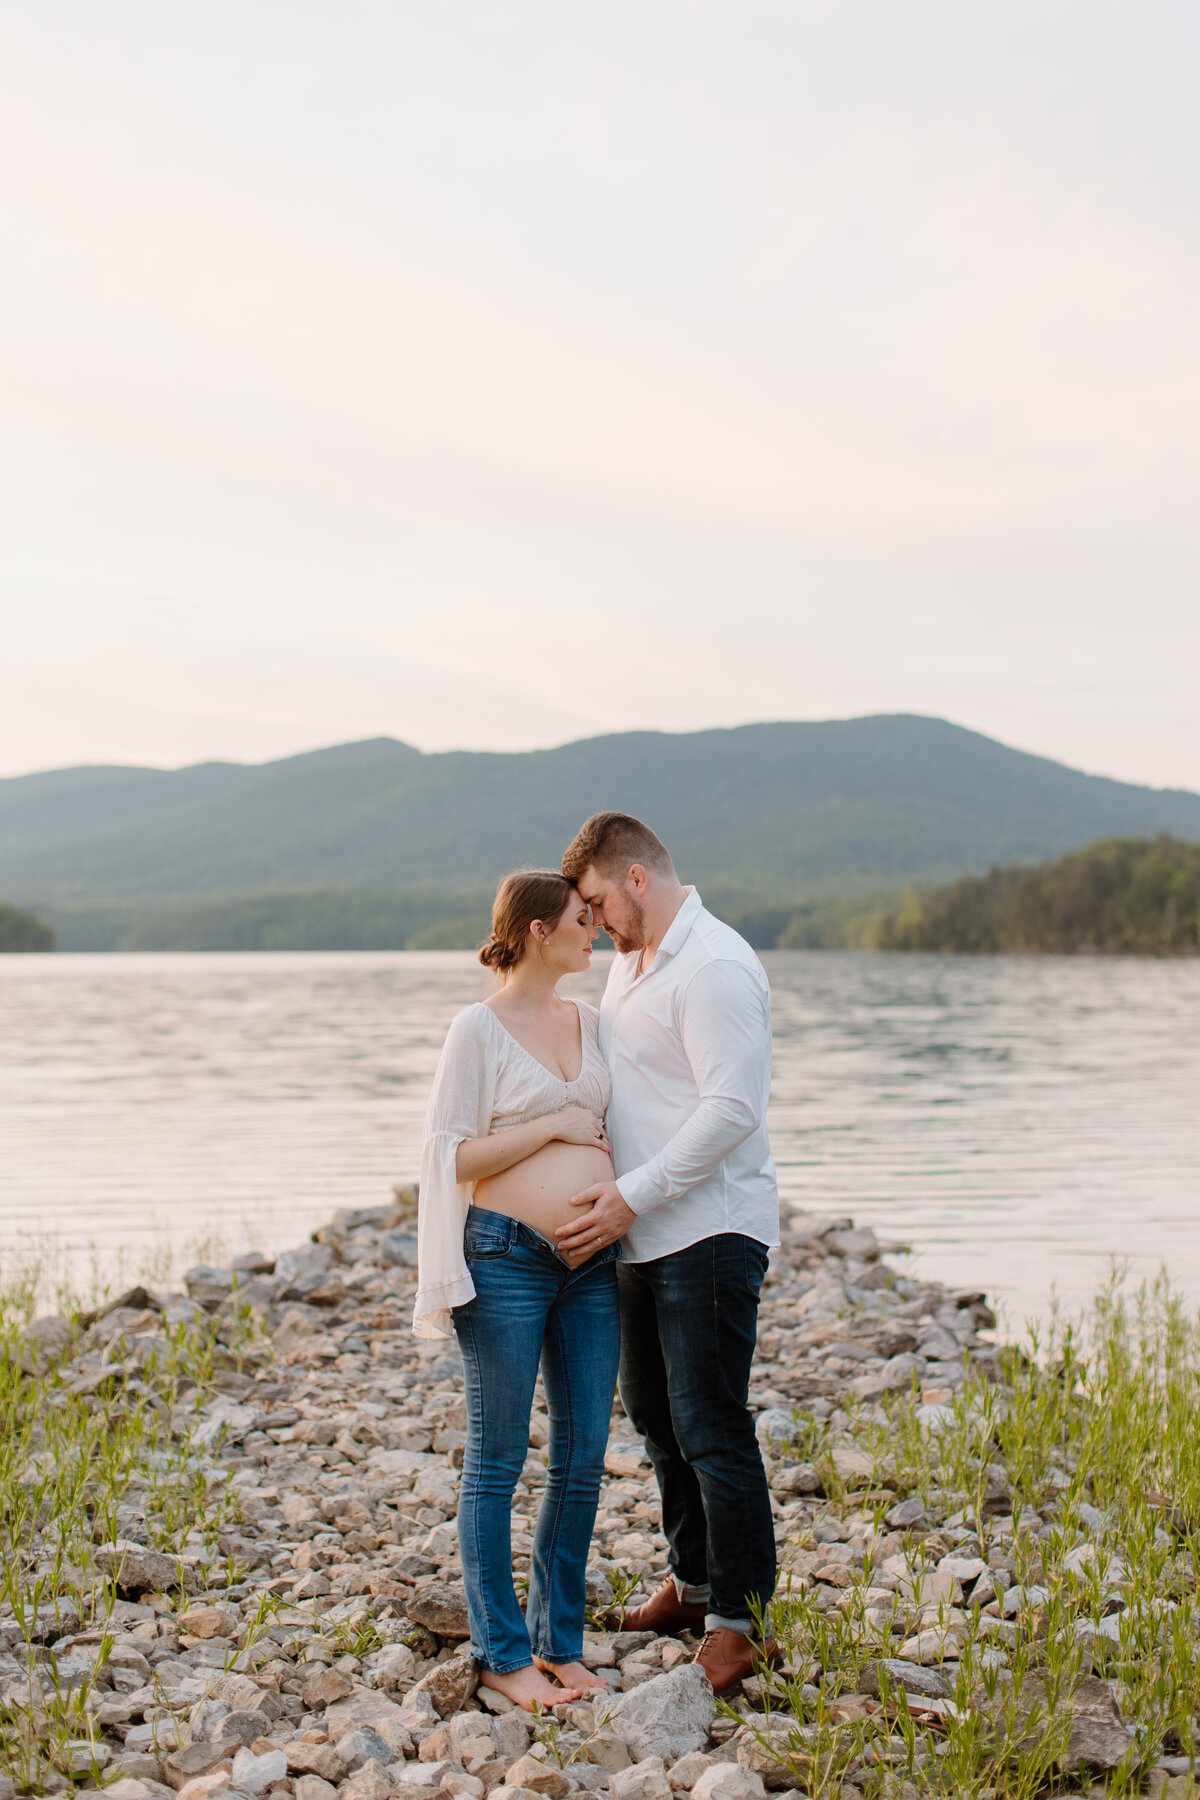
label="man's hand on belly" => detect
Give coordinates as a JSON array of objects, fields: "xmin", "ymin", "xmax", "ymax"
[{"xmin": 555, "ymin": 1182, "xmax": 637, "ymax": 1260}]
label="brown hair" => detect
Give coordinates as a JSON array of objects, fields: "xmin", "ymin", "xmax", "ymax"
[
  {"xmin": 561, "ymin": 812, "xmax": 675, "ymax": 886},
  {"xmin": 479, "ymin": 869, "xmax": 574, "ymax": 975}
]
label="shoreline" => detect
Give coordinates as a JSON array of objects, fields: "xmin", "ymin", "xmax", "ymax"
[{"xmin": 3, "ymin": 1196, "xmax": 1198, "ymax": 1798}]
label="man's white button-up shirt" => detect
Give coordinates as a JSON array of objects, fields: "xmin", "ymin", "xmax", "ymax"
[{"xmin": 600, "ymin": 887, "xmax": 780, "ymax": 1264}]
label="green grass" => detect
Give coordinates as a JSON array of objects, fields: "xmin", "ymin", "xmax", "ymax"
[
  {"xmin": 746, "ymin": 1271, "xmax": 1200, "ymax": 1797},
  {"xmin": 0, "ymin": 1265, "xmax": 265, "ymax": 1791}
]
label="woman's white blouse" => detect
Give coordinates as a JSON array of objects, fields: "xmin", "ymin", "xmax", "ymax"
[{"xmin": 414, "ymin": 999, "xmax": 611, "ymax": 1339}]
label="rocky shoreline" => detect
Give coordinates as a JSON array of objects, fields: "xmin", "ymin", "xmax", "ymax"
[{"xmin": 3, "ymin": 1194, "xmax": 1194, "ymax": 1800}]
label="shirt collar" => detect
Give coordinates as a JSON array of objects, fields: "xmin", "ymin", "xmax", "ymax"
[{"xmin": 642, "ymin": 886, "xmax": 702, "ymax": 976}]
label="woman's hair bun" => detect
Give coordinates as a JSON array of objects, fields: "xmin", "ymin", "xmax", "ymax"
[
  {"xmin": 478, "ymin": 934, "xmax": 519, "ymax": 973},
  {"xmin": 478, "ymin": 869, "xmax": 573, "ymax": 978}
]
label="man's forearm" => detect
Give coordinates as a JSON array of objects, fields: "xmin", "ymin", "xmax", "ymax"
[{"xmin": 616, "ymin": 1094, "xmax": 759, "ymax": 1213}]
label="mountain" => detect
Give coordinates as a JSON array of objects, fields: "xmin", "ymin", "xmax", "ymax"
[{"xmin": 2, "ymin": 716, "xmax": 1199, "ymax": 909}]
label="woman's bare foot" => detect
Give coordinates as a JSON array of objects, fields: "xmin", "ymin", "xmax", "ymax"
[
  {"xmin": 532, "ymin": 1656, "xmax": 608, "ymax": 1695},
  {"xmin": 478, "ymin": 1665, "xmax": 581, "ymax": 1710}
]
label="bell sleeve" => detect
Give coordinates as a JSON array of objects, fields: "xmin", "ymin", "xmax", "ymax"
[{"xmin": 413, "ymin": 1006, "xmax": 496, "ymax": 1340}]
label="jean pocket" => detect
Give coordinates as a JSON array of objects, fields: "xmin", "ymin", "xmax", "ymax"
[
  {"xmin": 744, "ymin": 1238, "xmax": 769, "ymax": 1293},
  {"xmin": 464, "ymin": 1215, "xmax": 513, "ymax": 1261}
]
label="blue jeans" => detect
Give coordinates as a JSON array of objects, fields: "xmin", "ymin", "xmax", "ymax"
[
  {"xmin": 617, "ymin": 1233, "xmax": 776, "ymax": 1630},
  {"xmin": 452, "ymin": 1210, "xmax": 621, "ymax": 1673}
]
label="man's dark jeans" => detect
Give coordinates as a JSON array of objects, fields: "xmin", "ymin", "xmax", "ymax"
[{"xmin": 616, "ymin": 1232, "xmax": 776, "ymax": 1628}]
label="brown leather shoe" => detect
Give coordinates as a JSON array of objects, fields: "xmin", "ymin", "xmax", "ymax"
[
  {"xmin": 694, "ymin": 1627, "xmax": 783, "ymax": 1696},
  {"xmin": 601, "ymin": 1576, "xmax": 708, "ymax": 1636}
]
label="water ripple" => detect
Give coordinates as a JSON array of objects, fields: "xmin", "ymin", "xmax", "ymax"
[{"xmin": 1, "ymin": 949, "xmax": 1197, "ymax": 1323}]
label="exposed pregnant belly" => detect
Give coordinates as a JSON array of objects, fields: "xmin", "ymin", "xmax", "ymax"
[{"xmin": 473, "ymin": 1140, "xmax": 615, "ymax": 1239}]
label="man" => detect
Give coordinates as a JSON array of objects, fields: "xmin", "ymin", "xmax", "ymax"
[{"xmin": 558, "ymin": 812, "xmax": 781, "ymax": 1695}]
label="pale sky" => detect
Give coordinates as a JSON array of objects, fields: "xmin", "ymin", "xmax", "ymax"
[{"xmin": 2, "ymin": 3, "xmax": 1199, "ymax": 788}]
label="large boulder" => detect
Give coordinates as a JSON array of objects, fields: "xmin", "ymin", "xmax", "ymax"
[{"xmin": 599, "ymin": 1666, "xmax": 716, "ymax": 1763}]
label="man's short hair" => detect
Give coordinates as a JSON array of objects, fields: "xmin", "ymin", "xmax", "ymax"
[{"xmin": 562, "ymin": 812, "xmax": 676, "ymax": 885}]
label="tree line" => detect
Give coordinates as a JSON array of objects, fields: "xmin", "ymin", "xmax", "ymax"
[
  {"xmin": 0, "ymin": 901, "xmax": 54, "ymax": 952},
  {"xmin": 8, "ymin": 835, "xmax": 1198, "ymax": 955},
  {"xmin": 873, "ymin": 836, "xmax": 1200, "ymax": 954}
]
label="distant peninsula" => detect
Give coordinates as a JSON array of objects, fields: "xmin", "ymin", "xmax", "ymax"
[
  {"xmin": 875, "ymin": 836, "xmax": 1200, "ymax": 954},
  {"xmin": 0, "ymin": 900, "xmax": 54, "ymax": 952}
]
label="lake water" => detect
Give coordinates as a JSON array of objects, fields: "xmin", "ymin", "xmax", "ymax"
[{"xmin": 2, "ymin": 951, "xmax": 1198, "ymax": 1327}]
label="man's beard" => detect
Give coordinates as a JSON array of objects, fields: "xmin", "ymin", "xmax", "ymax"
[{"xmin": 609, "ymin": 896, "xmax": 646, "ymax": 955}]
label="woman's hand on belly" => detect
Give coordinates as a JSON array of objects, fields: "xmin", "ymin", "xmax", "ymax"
[{"xmin": 472, "ymin": 1140, "xmax": 616, "ymax": 1241}]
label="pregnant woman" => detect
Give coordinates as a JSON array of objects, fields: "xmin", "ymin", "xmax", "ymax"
[{"xmin": 415, "ymin": 869, "xmax": 620, "ymax": 1709}]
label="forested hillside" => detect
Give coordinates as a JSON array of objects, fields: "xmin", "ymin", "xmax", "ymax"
[
  {"xmin": 876, "ymin": 837, "xmax": 1200, "ymax": 953},
  {"xmin": 0, "ymin": 901, "xmax": 54, "ymax": 952},
  {"xmin": 4, "ymin": 717, "xmax": 1199, "ymax": 916}
]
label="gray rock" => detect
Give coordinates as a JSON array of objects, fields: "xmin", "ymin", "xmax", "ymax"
[
  {"xmin": 277, "ymin": 1268, "xmax": 341, "ymax": 1303},
  {"xmin": 164, "ymin": 1742, "xmax": 238, "ymax": 1785},
  {"xmin": 231, "ymin": 1252, "xmax": 275, "ymax": 1275},
  {"xmin": 95, "ymin": 1540, "xmax": 184, "ymax": 1595},
  {"xmin": 336, "ymin": 1205, "xmax": 402, "ymax": 1232},
  {"xmin": 287, "ymin": 1743, "xmax": 346, "ymax": 1782},
  {"xmin": 406, "ymin": 1579, "xmax": 471, "ymax": 1639},
  {"xmin": 336, "ymin": 1728, "xmax": 395, "ymax": 1771},
  {"xmin": 735, "ymin": 1730, "xmax": 807, "ymax": 1790},
  {"xmin": 220, "ymin": 1712, "xmax": 268, "ymax": 1747},
  {"xmin": 230, "ymin": 1747, "xmax": 289, "ymax": 1795},
  {"xmin": 302, "ymin": 1665, "xmax": 354, "ymax": 1708},
  {"xmin": 754, "ymin": 1409, "xmax": 797, "ymax": 1449},
  {"xmin": 769, "ymin": 1463, "xmax": 820, "ymax": 1496},
  {"xmin": 823, "ymin": 1226, "xmax": 880, "ymax": 1259},
  {"xmin": 393, "ymin": 1552, "xmax": 437, "ymax": 1581},
  {"xmin": 600, "ymin": 1665, "xmax": 716, "ymax": 1763},
  {"xmin": 184, "ymin": 1265, "xmax": 235, "ymax": 1310},
  {"xmin": 849, "ymin": 1353, "xmax": 924, "ymax": 1400},
  {"xmin": 107, "ymin": 1751, "xmax": 168, "ymax": 1781},
  {"xmin": 380, "ymin": 1231, "xmax": 420, "ymax": 1269},
  {"xmin": 294, "ymin": 1778, "xmax": 339, "ymax": 1800},
  {"xmin": 504, "ymin": 1757, "xmax": 571, "ymax": 1797},
  {"xmin": 609, "ymin": 1759, "xmax": 672, "ymax": 1800},
  {"xmin": 402, "ymin": 1649, "xmax": 478, "ymax": 1718},
  {"xmin": 189, "ymin": 1698, "xmax": 230, "ymax": 1743},
  {"xmin": 859, "ymin": 1661, "xmax": 951, "ymax": 1701},
  {"xmin": 884, "ymin": 1498, "xmax": 926, "ymax": 1529},
  {"xmin": 193, "ymin": 1399, "xmax": 260, "ymax": 1448},
  {"xmin": 163, "ymin": 1297, "xmax": 206, "ymax": 1328},
  {"xmin": 339, "ymin": 1761, "xmax": 395, "ymax": 1800},
  {"xmin": 17, "ymin": 1315, "xmax": 75, "ymax": 1375},
  {"xmin": 1016, "ymin": 1672, "xmax": 1131, "ymax": 1771},
  {"xmin": 275, "ymin": 1243, "xmax": 334, "ymax": 1282},
  {"xmin": 325, "ymin": 1690, "xmax": 415, "ymax": 1755},
  {"xmin": 916, "ymin": 1330, "xmax": 960, "ymax": 1362}
]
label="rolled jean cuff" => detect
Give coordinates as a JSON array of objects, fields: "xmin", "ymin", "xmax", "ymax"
[
  {"xmin": 673, "ymin": 1576, "xmax": 711, "ymax": 1606},
  {"xmin": 706, "ymin": 1610, "xmax": 755, "ymax": 1634}
]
